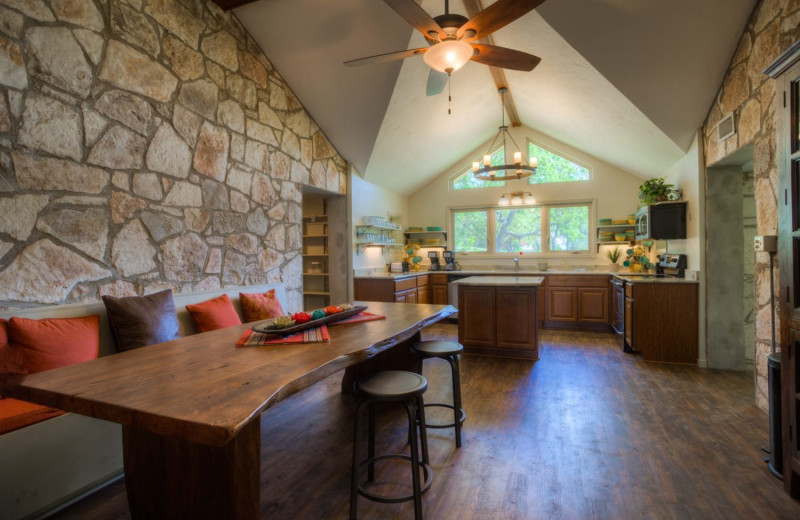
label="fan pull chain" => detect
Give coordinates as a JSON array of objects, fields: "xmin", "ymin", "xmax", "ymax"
[{"xmin": 448, "ymin": 73, "xmax": 452, "ymax": 115}]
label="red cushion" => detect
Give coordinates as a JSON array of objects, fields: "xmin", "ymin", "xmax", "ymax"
[
  {"xmin": 185, "ymin": 294, "xmax": 242, "ymax": 332},
  {"xmin": 239, "ymin": 290, "xmax": 285, "ymax": 322},
  {"xmin": 0, "ymin": 397, "xmax": 64, "ymax": 435},
  {"xmin": 0, "ymin": 319, "xmax": 26, "ymax": 376},
  {"xmin": 8, "ymin": 315, "xmax": 100, "ymax": 373}
]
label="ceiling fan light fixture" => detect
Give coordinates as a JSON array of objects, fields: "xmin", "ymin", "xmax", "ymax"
[{"xmin": 423, "ymin": 39, "xmax": 473, "ymax": 73}]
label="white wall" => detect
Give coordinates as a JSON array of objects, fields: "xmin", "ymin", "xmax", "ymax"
[
  {"xmin": 407, "ymin": 125, "xmax": 644, "ymax": 267},
  {"xmin": 350, "ymin": 169, "xmax": 409, "ymax": 271},
  {"xmin": 661, "ymin": 132, "xmax": 706, "ymax": 366}
]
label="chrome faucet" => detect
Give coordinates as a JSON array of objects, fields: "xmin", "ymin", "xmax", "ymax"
[{"xmin": 514, "ymin": 256, "xmax": 519, "ymax": 273}]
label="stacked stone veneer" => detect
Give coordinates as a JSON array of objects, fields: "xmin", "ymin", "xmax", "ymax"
[
  {"xmin": 703, "ymin": 0, "xmax": 800, "ymax": 410},
  {"xmin": 0, "ymin": 0, "xmax": 347, "ymax": 312}
]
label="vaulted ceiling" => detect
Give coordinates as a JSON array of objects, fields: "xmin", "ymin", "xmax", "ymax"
[{"xmin": 233, "ymin": 0, "xmax": 757, "ymax": 195}]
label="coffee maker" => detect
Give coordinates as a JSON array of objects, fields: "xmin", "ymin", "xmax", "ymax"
[
  {"xmin": 428, "ymin": 251, "xmax": 441, "ymax": 271},
  {"xmin": 443, "ymin": 250, "xmax": 459, "ymax": 271}
]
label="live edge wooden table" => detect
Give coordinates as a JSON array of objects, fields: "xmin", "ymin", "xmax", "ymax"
[{"xmin": 1, "ymin": 302, "xmax": 455, "ymax": 520}]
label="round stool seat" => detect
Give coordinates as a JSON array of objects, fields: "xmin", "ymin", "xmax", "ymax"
[
  {"xmin": 411, "ymin": 340, "xmax": 463, "ymax": 358},
  {"xmin": 355, "ymin": 371, "xmax": 427, "ymax": 401}
]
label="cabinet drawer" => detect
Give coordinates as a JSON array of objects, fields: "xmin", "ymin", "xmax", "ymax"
[
  {"xmin": 394, "ymin": 278, "xmax": 417, "ymax": 292},
  {"xmin": 547, "ymin": 275, "xmax": 609, "ymax": 287},
  {"xmin": 416, "ymin": 274, "xmax": 429, "ymax": 287},
  {"xmin": 431, "ymin": 273, "xmax": 448, "ymax": 285}
]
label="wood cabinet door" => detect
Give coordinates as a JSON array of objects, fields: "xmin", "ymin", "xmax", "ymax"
[
  {"xmin": 578, "ymin": 288, "xmax": 609, "ymax": 323},
  {"xmin": 416, "ymin": 285, "xmax": 429, "ymax": 304},
  {"xmin": 546, "ymin": 288, "xmax": 577, "ymax": 322},
  {"xmin": 495, "ymin": 287, "xmax": 537, "ymax": 356},
  {"xmin": 404, "ymin": 289, "xmax": 418, "ymax": 304},
  {"xmin": 431, "ymin": 285, "xmax": 448, "ymax": 305},
  {"xmin": 788, "ymin": 328, "xmax": 800, "ymax": 494},
  {"xmin": 458, "ymin": 285, "xmax": 496, "ymax": 348},
  {"xmin": 624, "ymin": 297, "xmax": 634, "ymax": 349}
]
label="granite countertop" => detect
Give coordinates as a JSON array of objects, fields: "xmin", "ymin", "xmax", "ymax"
[
  {"xmin": 613, "ymin": 274, "xmax": 699, "ymax": 284},
  {"xmin": 449, "ymin": 275, "xmax": 545, "ymax": 286},
  {"xmin": 354, "ymin": 269, "xmax": 623, "ymax": 280}
]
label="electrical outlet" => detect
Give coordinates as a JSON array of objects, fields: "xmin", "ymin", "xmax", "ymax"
[{"xmin": 754, "ymin": 235, "xmax": 777, "ymax": 253}]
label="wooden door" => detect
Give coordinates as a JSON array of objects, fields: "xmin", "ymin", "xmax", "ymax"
[
  {"xmin": 578, "ymin": 288, "xmax": 609, "ymax": 323},
  {"xmin": 416, "ymin": 285, "xmax": 429, "ymax": 304},
  {"xmin": 431, "ymin": 284, "xmax": 448, "ymax": 305},
  {"xmin": 458, "ymin": 285, "xmax": 496, "ymax": 348},
  {"xmin": 546, "ymin": 288, "xmax": 577, "ymax": 322},
  {"xmin": 495, "ymin": 287, "xmax": 537, "ymax": 357},
  {"xmin": 769, "ymin": 41, "xmax": 800, "ymax": 497}
]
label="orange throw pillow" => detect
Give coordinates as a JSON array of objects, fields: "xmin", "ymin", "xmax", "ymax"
[
  {"xmin": 240, "ymin": 290, "xmax": 285, "ymax": 322},
  {"xmin": 186, "ymin": 294, "xmax": 242, "ymax": 332},
  {"xmin": 8, "ymin": 315, "xmax": 100, "ymax": 373}
]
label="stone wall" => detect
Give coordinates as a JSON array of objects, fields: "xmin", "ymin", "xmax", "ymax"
[
  {"xmin": 703, "ymin": 0, "xmax": 799, "ymax": 410},
  {"xmin": 0, "ymin": 0, "xmax": 347, "ymax": 312}
]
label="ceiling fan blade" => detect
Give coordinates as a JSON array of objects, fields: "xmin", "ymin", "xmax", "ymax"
[
  {"xmin": 383, "ymin": 0, "xmax": 445, "ymax": 39},
  {"xmin": 458, "ymin": 0, "xmax": 546, "ymax": 41},
  {"xmin": 471, "ymin": 44, "xmax": 541, "ymax": 71},
  {"xmin": 344, "ymin": 47, "xmax": 427, "ymax": 67},
  {"xmin": 426, "ymin": 70, "xmax": 448, "ymax": 96}
]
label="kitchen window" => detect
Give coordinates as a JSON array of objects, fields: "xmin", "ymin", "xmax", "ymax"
[
  {"xmin": 527, "ymin": 141, "xmax": 591, "ymax": 185},
  {"xmin": 452, "ymin": 202, "xmax": 592, "ymax": 255},
  {"xmin": 451, "ymin": 147, "xmax": 505, "ymax": 190}
]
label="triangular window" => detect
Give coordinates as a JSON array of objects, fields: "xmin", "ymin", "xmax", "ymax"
[
  {"xmin": 452, "ymin": 147, "xmax": 506, "ymax": 190},
  {"xmin": 528, "ymin": 142, "xmax": 591, "ymax": 184}
]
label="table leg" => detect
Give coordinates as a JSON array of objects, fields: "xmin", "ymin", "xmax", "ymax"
[{"xmin": 122, "ymin": 419, "xmax": 260, "ymax": 520}]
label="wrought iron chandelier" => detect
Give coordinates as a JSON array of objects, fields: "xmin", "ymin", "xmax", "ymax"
[{"xmin": 472, "ymin": 87, "xmax": 538, "ymax": 182}]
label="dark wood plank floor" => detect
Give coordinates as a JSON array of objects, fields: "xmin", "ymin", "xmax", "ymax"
[{"xmin": 50, "ymin": 325, "xmax": 800, "ymax": 519}]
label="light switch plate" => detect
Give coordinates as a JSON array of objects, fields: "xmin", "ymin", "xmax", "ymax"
[{"xmin": 754, "ymin": 235, "xmax": 777, "ymax": 252}]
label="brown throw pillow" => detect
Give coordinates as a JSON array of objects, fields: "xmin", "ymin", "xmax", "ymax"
[{"xmin": 102, "ymin": 289, "xmax": 181, "ymax": 352}]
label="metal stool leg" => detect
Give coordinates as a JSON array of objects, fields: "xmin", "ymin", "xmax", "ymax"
[
  {"xmin": 449, "ymin": 354, "xmax": 464, "ymax": 448},
  {"xmin": 404, "ymin": 400, "xmax": 423, "ymax": 520},
  {"xmin": 417, "ymin": 395, "xmax": 430, "ymax": 465},
  {"xmin": 367, "ymin": 402, "xmax": 376, "ymax": 482}
]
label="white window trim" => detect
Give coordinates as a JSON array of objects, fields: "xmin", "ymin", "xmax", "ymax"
[
  {"xmin": 448, "ymin": 199, "xmax": 597, "ymax": 258},
  {"xmin": 527, "ymin": 138, "xmax": 593, "ymax": 184}
]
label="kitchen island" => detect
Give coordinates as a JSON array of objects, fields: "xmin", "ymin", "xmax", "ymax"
[{"xmin": 452, "ymin": 276, "xmax": 545, "ymax": 359}]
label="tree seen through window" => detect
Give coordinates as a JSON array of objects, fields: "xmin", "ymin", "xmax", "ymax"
[
  {"xmin": 528, "ymin": 142, "xmax": 590, "ymax": 184},
  {"xmin": 452, "ymin": 148, "xmax": 505, "ymax": 190}
]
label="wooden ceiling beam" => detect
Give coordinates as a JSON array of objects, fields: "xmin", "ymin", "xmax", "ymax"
[{"xmin": 461, "ymin": 0, "xmax": 522, "ymax": 127}]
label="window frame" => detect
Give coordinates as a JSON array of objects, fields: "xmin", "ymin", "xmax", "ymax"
[
  {"xmin": 449, "ymin": 199, "xmax": 596, "ymax": 258},
  {"xmin": 526, "ymin": 138, "xmax": 592, "ymax": 185},
  {"xmin": 449, "ymin": 144, "xmax": 506, "ymax": 191}
]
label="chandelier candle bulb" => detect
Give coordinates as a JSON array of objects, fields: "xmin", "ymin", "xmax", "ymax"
[
  {"xmin": 530, "ymin": 157, "xmax": 538, "ymax": 168},
  {"xmin": 514, "ymin": 151, "xmax": 522, "ymax": 165},
  {"xmin": 473, "ymin": 161, "xmax": 479, "ymax": 172},
  {"xmin": 484, "ymin": 154, "xmax": 491, "ymax": 167}
]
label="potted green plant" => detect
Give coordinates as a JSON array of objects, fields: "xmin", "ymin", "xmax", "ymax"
[
  {"xmin": 638, "ymin": 177, "xmax": 675, "ymax": 206},
  {"xmin": 606, "ymin": 246, "xmax": 622, "ymax": 271}
]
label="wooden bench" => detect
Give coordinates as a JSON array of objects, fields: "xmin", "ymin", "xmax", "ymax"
[{"xmin": 0, "ymin": 284, "xmax": 288, "ymax": 520}]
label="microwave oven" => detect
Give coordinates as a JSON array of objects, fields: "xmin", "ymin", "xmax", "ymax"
[{"xmin": 635, "ymin": 202, "xmax": 686, "ymax": 240}]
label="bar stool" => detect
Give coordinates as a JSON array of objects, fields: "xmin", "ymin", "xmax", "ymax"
[
  {"xmin": 350, "ymin": 370, "xmax": 433, "ymax": 520},
  {"xmin": 411, "ymin": 340, "xmax": 466, "ymax": 448}
]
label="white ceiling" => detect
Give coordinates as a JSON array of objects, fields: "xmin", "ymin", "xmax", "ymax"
[{"xmin": 236, "ymin": 0, "xmax": 757, "ymax": 195}]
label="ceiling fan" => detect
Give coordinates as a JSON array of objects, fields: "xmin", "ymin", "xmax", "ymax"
[{"xmin": 344, "ymin": 0, "xmax": 545, "ymax": 96}]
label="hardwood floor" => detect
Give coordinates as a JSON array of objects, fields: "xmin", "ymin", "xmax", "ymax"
[{"xmin": 50, "ymin": 325, "xmax": 800, "ymax": 519}]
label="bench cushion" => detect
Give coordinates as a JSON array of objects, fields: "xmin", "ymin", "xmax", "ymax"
[
  {"xmin": 0, "ymin": 397, "xmax": 64, "ymax": 435},
  {"xmin": 0, "ymin": 319, "xmax": 26, "ymax": 376},
  {"xmin": 240, "ymin": 289, "xmax": 285, "ymax": 322},
  {"xmin": 185, "ymin": 294, "xmax": 242, "ymax": 332},
  {"xmin": 8, "ymin": 315, "xmax": 100, "ymax": 373},
  {"xmin": 103, "ymin": 289, "xmax": 181, "ymax": 352}
]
